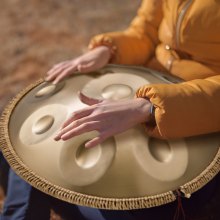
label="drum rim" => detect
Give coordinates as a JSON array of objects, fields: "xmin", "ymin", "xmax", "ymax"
[{"xmin": 1, "ymin": 65, "xmax": 220, "ymax": 210}]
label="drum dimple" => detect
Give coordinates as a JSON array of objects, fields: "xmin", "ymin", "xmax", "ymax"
[
  {"xmin": 75, "ymin": 142, "xmax": 101, "ymax": 169},
  {"xmin": 101, "ymin": 84, "xmax": 132, "ymax": 100},
  {"xmin": 32, "ymin": 115, "xmax": 54, "ymax": 135},
  {"xmin": 149, "ymin": 138, "xmax": 172, "ymax": 162},
  {"xmin": 35, "ymin": 85, "xmax": 56, "ymax": 98}
]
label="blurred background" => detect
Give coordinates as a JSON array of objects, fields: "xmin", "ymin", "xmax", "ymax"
[
  {"xmin": 0, "ymin": 1, "xmax": 220, "ymax": 219},
  {"xmin": 0, "ymin": 0, "xmax": 140, "ymax": 218},
  {"xmin": 0, "ymin": 0, "xmax": 141, "ymax": 112}
]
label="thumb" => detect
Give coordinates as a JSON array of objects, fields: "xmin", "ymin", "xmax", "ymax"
[{"xmin": 78, "ymin": 91, "xmax": 103, "ymax": 106}]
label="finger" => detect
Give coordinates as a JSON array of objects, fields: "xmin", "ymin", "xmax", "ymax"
[
  {"xmin": 84, "ymin": 136, "xmax": 104, "ymax": 148},
  {"xmin": 52, "ymin": 65, "xmax": 77, "ymax": 84},
  {"xmin": 55, "ymin": 115, "xmax": 93, "ymax": 140},
  {"xmin": 53, "ymin": 60, "xmax": 70, "ymax": 68},
  {"xmin": 60, "ymin": 121, "xmax": 100, "ymax": 141},
  {"xmin": 46, "ymin": 61, "xmax": 69, "ymax": 75},
  {"xmin": 61, "ymin": 107, "xmax": 94, "ymax": 129},
  {"xmin": 77, "ymin": 62, "xmax": 94, "ymax": 73},
  {"xmin": 45, "ymin": 63, "xmax": 71, "ymax": 81},
  {"xmin": 85, "ymin": 130, "xmax": 110, "ymax": 148},
  {"xmin": 46, "ymin": 62, "xmax": 69, "ymax": 77},
  {"xmin": 79, "ymin": 92, "xmax": 103, "ymax": 106}
]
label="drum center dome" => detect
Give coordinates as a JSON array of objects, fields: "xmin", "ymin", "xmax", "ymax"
[
  {"xmin": 32, "ymin": 115, "xmax": 55, "ymax": 135},
  {"xmin": 75, "ymin": 142, "xmax": 102, "ymax": 169},
  {"xmin": 101, "ymin": 84, "xmax": 132, "ymax": 100}
]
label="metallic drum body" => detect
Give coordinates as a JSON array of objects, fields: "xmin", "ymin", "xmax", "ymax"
[{"xmin": 1, "ymin": 65, "xmax": 220, "ymax": 210}]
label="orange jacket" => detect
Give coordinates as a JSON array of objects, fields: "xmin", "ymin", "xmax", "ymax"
[{"xmin": 88, "ymin": 0, "xmax": 220, "ymax": 139}]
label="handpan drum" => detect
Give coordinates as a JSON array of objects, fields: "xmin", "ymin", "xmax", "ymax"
[{"xmin": 0, "ymin": 64, "xmax": 220, "ymax": 210}]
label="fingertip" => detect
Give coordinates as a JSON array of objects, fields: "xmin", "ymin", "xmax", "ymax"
[
  {"xmin": 52, "ymin": 80, "xmax": 59, "ymax": 85},
  {"xmin": 44, "ymin": 77, "xmax": 50, "ymax": 82},
  {"xmin": 84, "ymin": 142, "xmax": 94, "ymax": 148},
  {"xmin": 78, "ymin": 92, "xmax": 103, "ymax": 106},
  {"xmin": 54, "ymin": 131, "xmax": 61, "ymax": 140},
  {"xmin": 85, "ymin": 137, "xmax": 101, "ymax": 148},
  {"xmin": 61, "ymin": 135, "xmax": 67, "ymax": 141},
  {"xmin": 54, "ymin": 136, "xmax": 60, "ymax": 141},
  {"xmin": 78, "ymin": 91, "xmax": 86, "ymax": 101}
]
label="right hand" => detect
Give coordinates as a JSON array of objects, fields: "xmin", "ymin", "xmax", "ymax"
[
  {"xmin": 54, "ymin": 92, "xmax": 152, "ymax": 148},
  {"xmin": 45, "ymin": 46, "xmax": 111, "ymax": 84}
]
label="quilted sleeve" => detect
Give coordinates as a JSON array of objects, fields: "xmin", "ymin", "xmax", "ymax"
[
  {"xmin": 88, "ymin": 0, "xmax": 163, "ymax": 65},
  {"xmin": 136, "ymin": 74, "xmax": 220, "ymax": 139}
]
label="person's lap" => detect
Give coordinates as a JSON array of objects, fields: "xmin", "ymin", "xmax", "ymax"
[
  {"xmin": 0, "ymin": 169, "xmax": 172, "ymax": 220},
  {"xmin": 0, "ymin": 152, "xmax": 9, "ymax": 195},
  {"xmin": 0, "ymin": 166, "xmax": 218, "ymax": 220}
]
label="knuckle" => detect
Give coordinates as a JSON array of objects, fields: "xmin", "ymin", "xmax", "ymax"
[
  {"xmin": 81, "ymin": 123, "xmax": 89, "ymax": 130},
  {"xmin": 93, "ymin": 110, "xmax": 105, "ymax": 118},
  {"xmin": 73, "ymin": 120, "xmax": 81, "ymax": 126},
  {"xmin": 81, "ymin": 122, "xmax": 92, "ymax": 130},
  {"xmin": 71, "ymin": 111, "xmax": 80, "ymax": 118}
]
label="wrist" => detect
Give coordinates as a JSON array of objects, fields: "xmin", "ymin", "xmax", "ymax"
[
  {"xmin": 137, "ymin": 98, "xmax": 156, "ymax": 125},
  {"xmin": 98, "ymin": 46, "xmax": 112, "ymax": 63},
  {"xmin": 148, "ymin": 103, "xmax": 156, "ymax": 126},
  {"xmin": 88, "ymin": 36, "xmax": 117, "ymax": 63}
]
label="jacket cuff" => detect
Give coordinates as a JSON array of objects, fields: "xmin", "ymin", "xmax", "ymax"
[
  {"xmin": 88, "ymin": 34, "xmax": 118, "ymax": 63},
  {"xmin": 136, "ymin": 77, "xmax": 220, "ymax": 139},
  {"xmin": 136, "ymin": 84, "xmax": 167, "ymax": 139}
]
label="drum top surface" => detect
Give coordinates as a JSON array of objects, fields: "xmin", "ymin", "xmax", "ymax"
[{"xmin": 2, "ymin": 65, "xmax": 220, "ymax": 209}]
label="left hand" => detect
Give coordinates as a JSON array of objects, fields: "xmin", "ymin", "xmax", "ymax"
[
  {"xmin": 45, "ymin": 46, "xmax": 111, "ymax": 84},
  {"xmin": 54, "ymin": 92, "xmax": 152, "ymax": 148}
]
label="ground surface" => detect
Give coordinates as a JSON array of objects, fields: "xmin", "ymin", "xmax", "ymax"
[{"xmin": 0, "ymin": 0, "xmax": 219, "ymax": 219}]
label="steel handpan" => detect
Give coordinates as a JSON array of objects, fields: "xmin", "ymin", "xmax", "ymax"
[{"xmin": 1, "ymin": 65, "xmax": 220, "ymax": 210}]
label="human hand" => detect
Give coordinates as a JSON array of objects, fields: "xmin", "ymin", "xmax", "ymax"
[
  {"xmin": 54, "ymin": 92, "xmax": 152, "ymax": 148},
  {"xmin": 45, "ymin": 46, "xmax": 111, "ymax": 84}
]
